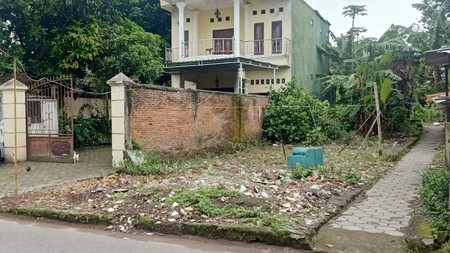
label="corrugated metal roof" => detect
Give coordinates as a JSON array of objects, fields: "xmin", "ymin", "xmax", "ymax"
[{"xmin": 425, "ymin": 48, "xmax": 450, "ymax": 66}]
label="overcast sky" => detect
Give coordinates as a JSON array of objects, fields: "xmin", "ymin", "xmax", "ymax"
[{"xmin": 305, "ymin": 0, "xmax": 422, "ymax": 39}]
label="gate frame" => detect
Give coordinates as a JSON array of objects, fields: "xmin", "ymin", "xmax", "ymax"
[{"xmin": 26, "ymin": 76, "xmax": 74, "ymax": 162}]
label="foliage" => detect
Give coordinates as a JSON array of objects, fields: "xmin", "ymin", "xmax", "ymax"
[
  {"xmin": 170, "ymin": 186, "xmax": 263, "ymax": 219},
  {"xmin": 263, "ymin": 80, "xmax": 349, "ymax": 144},
  {"xmin": 0, "ymin": 0, "xmax": 166, "ymax": 89},
  {"xmin": 73, "ymin": 105, "xmax": 111, "ymax": 148},
  {"xmin": 420, "ymin": 168, "xmax": 449, "ymax": 233},
  {"xmin": 292, "ymin": 164, "xmax": 314, "ymax": 179},
  {"xmin": 345, "ymin": 170, "xmax": 361, "ymax": 185},
  {"xmin": 108, "ymin": 192, "xmax": 128, "ymax": 202}
]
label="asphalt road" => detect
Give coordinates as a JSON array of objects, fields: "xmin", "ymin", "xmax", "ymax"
[{"xmin": 0, "ymin": 217, "xmax": 308, "ymax": 253}]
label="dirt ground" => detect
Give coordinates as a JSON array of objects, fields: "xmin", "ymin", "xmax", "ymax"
[{"xmin": 1, "ymin": 136, "xmax": 415, "ymax": 236}]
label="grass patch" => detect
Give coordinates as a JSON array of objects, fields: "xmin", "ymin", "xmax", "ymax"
[
  {"xmin": 108, "ymin": 192, "xmax": 128, "ymax": 202},
  {"xmin": 169, "ymin": 186, "xmax": 263, "ymax": 219},
  {"xmin": 169, "ymin": 186, "xmax": 295, "ymax": 229},
  {"xmin": 420, "ymin": 168, "xmax": 449, "ymax": 233},
  {"xmin": 122, "ymin": 151, "xmax": 200, "ymax": 175}
]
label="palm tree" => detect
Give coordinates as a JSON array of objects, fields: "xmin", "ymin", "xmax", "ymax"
[{"xmin": 342, "ymin": 5, "xmax": 368, "ymax": 29}]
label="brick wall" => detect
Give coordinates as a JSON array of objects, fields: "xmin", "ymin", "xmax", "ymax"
[{"xmin": 129, "ymin": 85, "xmax": 269, "ymax": 153}]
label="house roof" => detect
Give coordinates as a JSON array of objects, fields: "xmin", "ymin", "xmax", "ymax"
[
  {"xmin": 164, "ymin": 57, "xmax": 278, "ymax": 73},
  {"xmin": 424, "ymin": 48, "xmax": 450, "ymax": 66}
]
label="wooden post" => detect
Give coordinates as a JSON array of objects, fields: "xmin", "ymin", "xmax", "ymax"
[
  {"xmin": 374, "ymin": 82, "xmax": 383, "ymax": 156},
  {"xmin": 13, "ymin": 57, "xmax": 18, "ymax": 199}
]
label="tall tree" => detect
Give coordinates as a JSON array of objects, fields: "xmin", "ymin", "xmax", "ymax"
[
  {"xmin": 342, "ymin": 5, "xmax": 368, "ymax": 30},
  {"xmin": 0, "ymin": 0, "xmax": 165, "ymax": 89}
]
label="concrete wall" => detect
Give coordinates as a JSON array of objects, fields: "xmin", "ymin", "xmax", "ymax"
[
  {"xmin": 129, "ymin": 85, "xmax": 268, "ymax": 153},
  {"xmin": 291, "ymin": 0, "xmax": 330, "ymax": 97},
  {"xmin": 72, "ymin": 98, "xmax": 111, "ymax": 118}
]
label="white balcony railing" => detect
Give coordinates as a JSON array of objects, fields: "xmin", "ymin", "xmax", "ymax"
[{"xmin": 165, "ymin": 38, "xmax": 291, "ymax": 63}]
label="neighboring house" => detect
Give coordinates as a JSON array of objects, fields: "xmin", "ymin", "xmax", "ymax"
[{"xmin": 161, "ymin": 0, "xmax": 330, "ymax": 96}]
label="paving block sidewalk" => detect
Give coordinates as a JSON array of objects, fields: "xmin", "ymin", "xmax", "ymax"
[
  {"xmin": 314, "ymin": 125, "xmax": 442, "ymax": 253},
  {"xmin": 0, "ymin": 146, "xmax": 115, "ymax": 198}
]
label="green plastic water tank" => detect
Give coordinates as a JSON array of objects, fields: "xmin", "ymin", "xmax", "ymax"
[{"xmin": 288, "ymin": 147, "xmax": 324, "ymax": 169}]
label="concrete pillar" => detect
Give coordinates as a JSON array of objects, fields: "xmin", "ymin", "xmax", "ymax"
[
  {"xmin": 107, "ymin": 73, "xmax": 133, "ymax": 167},
  {"xmin": 0, "ymin": 79, "xmax": 28, "ymax": 162},
  {"xmin": 192, "ymin": 10, "xmax": 200, "ymax": 56},
  {"xmin": 243, "ymin": 4, "xmax": 250, "ymax": 41},
  {"xmin": 233, "ymin": 0, "xmax": 241, "ymax": 57},
  {"xmin": 177, "ymin": 1, "xmax": 186, "ymax": 59}
]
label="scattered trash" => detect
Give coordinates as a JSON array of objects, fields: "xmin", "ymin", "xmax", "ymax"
[
  {"xmin": 126, "ymin": 150, "xmax": 144, "ymax": 165},
  {"xmin": 113, "ymin": 188, "xmax": 128, "ymax": 193},
  {"xmin": 91, "ymin": 187, "xmax": 106, "ymax": 193}
]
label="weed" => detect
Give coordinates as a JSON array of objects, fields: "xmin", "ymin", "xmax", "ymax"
[
  {"xmin": 169, "ymin": 186, "xmax": 263, "ymax": 219},
  {"xmin": 420, "ymin": 168, "xmax": 449, "ymax": 233},
  {"xmin": 292, "ymin": 164, "xmax": 313, "ymax": 179},
  {"xmin": 108, "ymin": 192, "xmax": 128, "ymax": 202},
  {"xmin": 345, "ymin": 170, "xmax": 360, "ymax": 185},
  {"xmin": 255, "ymin": 214, "xmax": 296, "ymax": 229}
]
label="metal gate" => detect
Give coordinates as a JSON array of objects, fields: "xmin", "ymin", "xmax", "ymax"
[{"xmin": 26, "ymin": 76, "xmax": 74, "ymax": 162}]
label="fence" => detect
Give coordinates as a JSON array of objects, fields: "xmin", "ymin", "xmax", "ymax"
[{"xmin": 107, "ymin": 73, "xmax": 269, "ymax": 166}]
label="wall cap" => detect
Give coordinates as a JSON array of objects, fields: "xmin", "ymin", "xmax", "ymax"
[
  {"xmin": 107, "ymin": 73, "xmax": 134, "ymax": 87},
  {"xmin": 0, "ymin": 79, "xmax": 28, "ymax": 91}
]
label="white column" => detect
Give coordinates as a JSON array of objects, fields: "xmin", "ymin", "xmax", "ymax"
[
  {"xmin": 233, "ymin": 0, "xmax": 241, "ymax": 57},
  {"xmin": 0, "ymin": 79, "xmax": 28, "ymax": 162},
  {"xmin": 177, "ymin": 1, "xmax": 186, "ymax": 59},
  {"xmin": 243, "ymin": 4, "xmax": 250, "ymax": 42},
  {"xmin": 192, "ymin": 10, "xmax": 200, "ymax": 56},
  {"xmin": 107, "ymin": 73, "xmax": 134, "ymax": 167}
]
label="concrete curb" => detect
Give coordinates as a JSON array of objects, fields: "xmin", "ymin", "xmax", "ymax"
[
  {"xmin": 2, "ymin": 188, "xmax": 361, "ymax": 250},
  {"xmin": 8, "ymin": 207, "xmax": 111, "ymax": 225}
]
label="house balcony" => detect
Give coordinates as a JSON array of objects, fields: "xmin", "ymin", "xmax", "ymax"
[{"xmin": 165, "ymin": 38, "xmax": 291, "ymax": 66}]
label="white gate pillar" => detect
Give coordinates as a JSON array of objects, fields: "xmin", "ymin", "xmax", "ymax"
[
  {"xmin": 0, "ymin": 79, "xmax": 28, "ymax": 162},
  {"xmin": 107, "ymin": 73, "xmax": 133, "ymax": 167}
]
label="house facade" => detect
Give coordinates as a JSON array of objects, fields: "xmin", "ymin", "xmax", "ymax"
[{"xmin": 161, "ymin": 0, "xmax": 330, "ymax": 96}]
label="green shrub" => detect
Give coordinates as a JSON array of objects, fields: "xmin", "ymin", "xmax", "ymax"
[
  {"xmin": 263, "ymin": 80, "xmax": 349, "ymax": 145},
  {"xmin": 420, "ymin": 168, "xmax": 449, "ymax": 233},
  {"xmin": 74, "ymin": 115, "xmax": 111, "ymax": 147}
]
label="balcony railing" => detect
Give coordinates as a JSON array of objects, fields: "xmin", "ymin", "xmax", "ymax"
[{"xmin": 165, "ymin": 38, "xmax": 291, "ymax": 63}]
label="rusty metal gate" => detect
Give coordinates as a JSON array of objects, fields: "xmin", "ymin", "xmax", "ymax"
[{"xmin": 26, "ymin": 76, "xmax": 74, "ymax": 162}]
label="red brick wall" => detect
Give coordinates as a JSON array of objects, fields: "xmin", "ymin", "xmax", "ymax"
[{"xmin": 130, "ymin": 85, "xmax": 269, "ymax": 153}]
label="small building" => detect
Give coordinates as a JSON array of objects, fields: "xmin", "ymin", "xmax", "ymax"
[{"xmin": 160, "ymin": 0, "xmax": 330, "ymax": 96}]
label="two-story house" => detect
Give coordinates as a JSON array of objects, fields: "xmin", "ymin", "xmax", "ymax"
[{"xmin": 161, "ymin": 0, "xmax": 330, "ymax": 96}]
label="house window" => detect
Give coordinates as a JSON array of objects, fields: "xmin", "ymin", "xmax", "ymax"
[
  {"xmin": 226, "ymin": 16, "xmax": 230, "ymax": 21},
  {"xmin": 277, "ymin": 79, "xmax": 280, "ymax": 84},
  {"xmin": 261, "ymin": 9, "xmax": 266, "ymax": 14},
  {"xmin": 266, "ymin": 79, "xmax": 270, "ymax": 84},
  {"xmin": 254, "ymin": 23, "xmax": 264, "ymax": 55},
  {"xmin": 183, "ymin": 30, "xmax": 189, "ymax": 57},
  {"xmin": 270, "ymin": 8, "xmax": 275, "ymax": 14},
  {"xmin": 271, "ymin": 79, "xmax": 274, "ymax": 84},
  {"xmin": 28, "ymin": 100, "xmax": 42, "ymax": 124},
  {"xmin": 272, "ymin": 21, "xmax": 282, "ymax": 54},
  {"xmin": 279, "ymin": 7, "xmax": 284, "ymax": 12},
  {"xmin": 261, "ymin": 79, "xmax": 265, "ymax": 85},
  {"xmin": 256, "ymin": 80, "xmax": 260, "ymax": 85},
  {"xmin": 210, "ymin": 18, "xmax": 214, "ymax": 23},
  {"xmin": 251, "ymin": 80, "xmax": 254, "ymax": 85},
  {"xmin": 218, "ymin": 17, "xmax": 222, "ymax": 22},
  {"xmin": 282, "ymin": 78, "xmax": 286, "ymax": 84},
  {"xmin": 310, "ymin": 19, "xmax": 314, "ymax": 26},
  {"xmin": 252, "ymin": 10, "xmax": 257, "ymax": 15},
  {"xmin": 186, "ymin": 18, "xmax": 191, "ymax": 23}
]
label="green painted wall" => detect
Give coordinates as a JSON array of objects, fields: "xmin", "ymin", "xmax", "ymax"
[{"xmin": 291, "ymin": 0, "xmax": 330, "ymax": 98}]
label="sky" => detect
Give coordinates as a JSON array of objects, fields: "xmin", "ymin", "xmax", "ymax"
[{"xmin": 305, "ymin": 0, "xmax": 423, "ymax": 39}]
